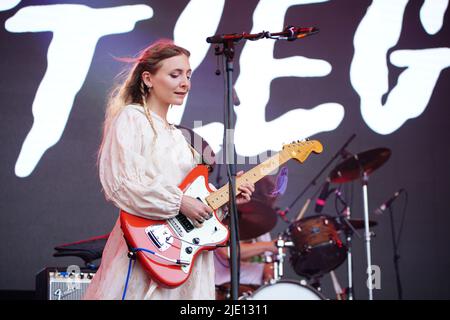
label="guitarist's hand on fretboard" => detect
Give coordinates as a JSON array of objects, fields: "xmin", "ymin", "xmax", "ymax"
[{"xmin": 235, "ymin": 170, "xmax": 255, "ymax": 206}]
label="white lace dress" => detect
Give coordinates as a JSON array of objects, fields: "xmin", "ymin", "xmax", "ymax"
[{"xmin": 83, "ymin": 104, "xmax": 215, "ymax": 300}]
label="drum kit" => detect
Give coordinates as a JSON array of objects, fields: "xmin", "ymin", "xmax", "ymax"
[{"xmin": 217, "ymin": 147, "xmax": 391, "ymax": 300}]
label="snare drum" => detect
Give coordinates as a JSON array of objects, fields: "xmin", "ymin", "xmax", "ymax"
[
  {"xmin": 245, "ymin": 280, "xmax": 325, "ymax": 300},
  {"xmin": 288, "ymin": 215, "xmax": 347, "ymax": 278}
]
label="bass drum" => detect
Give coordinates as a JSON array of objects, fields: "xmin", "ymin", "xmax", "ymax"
[{"xmin": 245, "ymin": 280, "xmax": 325, "ymax": 300}]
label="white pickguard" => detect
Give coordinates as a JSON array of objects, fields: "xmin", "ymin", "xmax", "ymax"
[{"xmin": 167, "ymin": 175, "xmax": 228, "ymax": 273}]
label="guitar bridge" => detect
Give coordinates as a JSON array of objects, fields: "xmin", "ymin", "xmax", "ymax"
[{"xmin": 145, "ymin": 225, "xmax": 174, "ymax": 252}]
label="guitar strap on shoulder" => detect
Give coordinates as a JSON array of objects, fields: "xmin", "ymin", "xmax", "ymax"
[{"xmin": 175, "ymin": 124, "xmax": 216, "ymax": 173}]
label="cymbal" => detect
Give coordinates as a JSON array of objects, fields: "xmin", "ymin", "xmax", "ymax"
[
  {"xmin": 224, "ymin": 198, "xmax": 277, "ymax": 241},
  {"xmin": 329, "ymin": 148, "xmax": 391, "ymax": 183}
]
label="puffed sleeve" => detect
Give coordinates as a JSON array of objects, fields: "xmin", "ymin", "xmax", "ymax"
[{"xmin": 99, "ymin": 108, "xmax": 183, "ymax": 220}]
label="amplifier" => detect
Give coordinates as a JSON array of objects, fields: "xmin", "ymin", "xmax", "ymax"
[{"xmin": 35, "ymin": 266, "xmax": 96, "ymax": 300}]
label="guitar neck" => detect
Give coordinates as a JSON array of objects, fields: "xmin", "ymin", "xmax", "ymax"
[{"xmin": 206, "ymin": 151, "xmax": 290, "ymax": 210}]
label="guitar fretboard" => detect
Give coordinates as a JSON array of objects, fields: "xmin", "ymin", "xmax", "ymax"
[{"xmin": 205, "ymin": 151, "xmax": 290, "ymax": 210}]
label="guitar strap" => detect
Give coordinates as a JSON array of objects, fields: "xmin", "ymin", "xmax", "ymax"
[{"xmin": 175, "ymin": 124, "xmax": 215, "ymax": 173}]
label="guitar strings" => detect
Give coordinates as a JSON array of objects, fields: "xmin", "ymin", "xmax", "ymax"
[{"xmin": 166, "ymin": 234, "xmax": 226, "ymax": 248}]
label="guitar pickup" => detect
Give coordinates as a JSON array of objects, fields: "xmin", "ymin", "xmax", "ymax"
[{"xmin": 175, "ymin": 213, "xmax": 194, "ymax": 233}]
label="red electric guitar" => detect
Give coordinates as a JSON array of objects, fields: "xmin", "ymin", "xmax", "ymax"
[{"xmin": 120, "ymin": 140, "xmax": 323, "ymax": 288}]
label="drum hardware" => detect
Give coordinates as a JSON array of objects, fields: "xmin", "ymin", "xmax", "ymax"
[
  {"xmin": 270, "ymin": 182, "xmax": 380, "ymax": 299},
  {"xmin": 253, "ymin": 135, "xmax": 356, "ymax": 299},
  {"xmin": 273, "ymin": 234, "xmax": 294, "ymax": 282},
  {"xmin": 219, "ymin": 138, "xmax": 391, "ymax": 300},
  {"xmin": 334, "ymin": 190, "xmax": 361, "ymax": 236},
  {"xmin": 331, "ymin": 186, "xmax": 379, "ymax": 299},
  {"xmin": 263, "ymin": 135, "xmax": 357, "ymax": 296},
  {"xmin": 329, "ymin": 147, "xmax": 390, "ymax": 300},
  {"xmin": 258, "ymin": 136, "xmax": 388, "ymax": 300},
  {"xmin": 334, "ymin": 190, "xmax": 355, "ymax": 300},
  {"xmin": 344, "ymin": 226, "xmax": 355, "ymax": 301},
  {"xmin": 263, "ymin": 254, "xmax": 277, "ymax": 285},
  {"xmin": 275, "ymin": 207, "xmax": 291, "ymax": 223}
]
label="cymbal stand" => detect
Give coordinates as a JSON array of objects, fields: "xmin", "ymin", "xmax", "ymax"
[
  {"xmin": 361, "ymin": 171, "xmax": 374, "ymax": 300},
  {"xmin": 345, "ymin": 217, "xmax": 355, "ymax": 299},
  {"xmin": 335, "ymin": 189, "xmax": 358, "ymax": 300}
]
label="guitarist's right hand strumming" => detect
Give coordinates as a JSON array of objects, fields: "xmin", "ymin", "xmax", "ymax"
[{"xmin": 180, "ymin": 195, "xmax": 213, "ymax": 228}]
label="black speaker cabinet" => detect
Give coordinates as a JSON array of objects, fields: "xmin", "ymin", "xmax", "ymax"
[{"xmin": 36, "ymin": 266, "xmax": 96, "ymax": 300}]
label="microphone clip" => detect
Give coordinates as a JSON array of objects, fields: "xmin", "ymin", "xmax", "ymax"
[{"xmin": 284, "ymin": 26, "xmax": 298, "ymax": 41}]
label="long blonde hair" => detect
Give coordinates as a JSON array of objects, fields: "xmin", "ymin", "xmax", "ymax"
[{"xmin": 98, "ymin": 40, "xmax": 190, "ymax": 162}]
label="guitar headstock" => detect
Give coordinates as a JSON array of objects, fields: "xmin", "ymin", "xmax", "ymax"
[{"xmin": 282, "ymin": 139, "xmax": 323, "ymax": 163}]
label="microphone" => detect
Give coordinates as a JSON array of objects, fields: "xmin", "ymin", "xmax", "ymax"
[
  {"xmin": 281, "ymin": 26, "xmax": 319, "ymax": 41},
  {"xmin": 374, "ymin": 189, "xmax": 405, "ymax": 215},
  {"xmin": 315, "ymin": 180, "xmax": 333, "ymax": 213},
  {"xmin": 206, "ymin": 26, "xmax": 318, "ymax": 44}
]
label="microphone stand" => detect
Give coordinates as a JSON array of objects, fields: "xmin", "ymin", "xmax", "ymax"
[
  {"xmin": 207, "ymin": 26, "xmax": 320, "ymax": 301},
  {"xmin": 344, "ymin": 151, "xmax": 377, "ymax": 300},
  {"xmin": 388, "ymin": 206, "xmax": 403, "ymax": 300},
  {"xmin": 217, "ymin": 39, "xmax": 241, "ymax": 301},
  {"xmin": 206, "ymin": 26, "xmax": 319, "ymax": 300}
]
